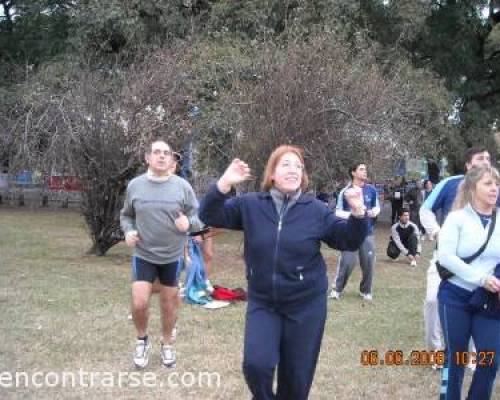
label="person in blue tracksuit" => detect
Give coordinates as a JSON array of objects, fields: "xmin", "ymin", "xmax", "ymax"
[
  {"xmin": 330, "ymin": 162, "xmax": 380, "ymax": 300},
  {"xmin": 437, "ymin": 165, "xmax": 500, "ymax": 399},
  {"xmin": 199, "ymin": 145, "xmax": 368, "ymax": 400},
  {"xmin": 419, "ymin": 147, "xmax": 494, "ymax": 355}
]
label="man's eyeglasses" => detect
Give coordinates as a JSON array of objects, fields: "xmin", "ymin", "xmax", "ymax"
[{"xmin": 152, "ymin": 149, "xmax": 182, "ymax": 162}]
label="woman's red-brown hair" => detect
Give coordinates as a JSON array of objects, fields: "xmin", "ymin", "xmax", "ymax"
[{"xmin": 261, "ymin": 145, "xmax": 309, "ymax": 191}]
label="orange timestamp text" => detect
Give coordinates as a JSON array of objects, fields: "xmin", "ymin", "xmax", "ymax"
[
  {"xmin": 360, "ymin": 350, "xmax": 445, "ymax": 367},
  {"xmin": 454, "ymin": 351, "xmax": 495, "ymax": 367}
]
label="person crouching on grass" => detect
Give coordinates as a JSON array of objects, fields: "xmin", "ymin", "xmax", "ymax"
[
  {"xmin": 386, "ymin": 209, "xmax": 421, "ymax": 267},
  {"xmin": 199, "ymin": 145, "xmax": 368, "ymax": 400}
]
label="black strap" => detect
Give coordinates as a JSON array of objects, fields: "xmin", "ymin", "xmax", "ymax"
[{"xmin": 462, "ymin": 208, "xmax": 497, "ymax": 263}]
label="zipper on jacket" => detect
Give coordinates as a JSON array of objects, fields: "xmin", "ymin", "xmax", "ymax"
[
  {"xmin": 297, "ymin": 266, "xmax": 304, "ymax": 281},
  {"xmin": 272, "ymin": 195, "xmax": 289, "ymax": 303}
]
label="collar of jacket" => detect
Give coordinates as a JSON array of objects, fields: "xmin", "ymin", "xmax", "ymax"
[
  {"xmin": 269, "ymin": 187, "xmax": 301, "ymax": 214},
  {"xmin": 347, "ymin": 181, "xmax": 366, "ymax": 189},
  {"xmin": 253, "ymin": 189, "xmax": 312, "ymax": 223},
  {"xmin": 257, "ymin": 188, "xmax": 311, "ymax": 203},
  {"xmin": 464, "ymin": 203, "xmax": 496, "ymax": 218}
]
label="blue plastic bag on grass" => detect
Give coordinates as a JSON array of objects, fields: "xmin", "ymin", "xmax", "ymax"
[{"xmin": 184, "ymin": 239, "xmax": 212, "ymax": 305}]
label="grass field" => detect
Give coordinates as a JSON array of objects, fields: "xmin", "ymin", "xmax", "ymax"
[{"xmin": 1, "ymin": 209, "xmax": 497, "ymax": 399}]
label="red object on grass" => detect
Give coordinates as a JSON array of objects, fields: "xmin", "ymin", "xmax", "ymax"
[{"xmin": 212, "ymin": 286, "xmax": 247, "ymax": 301}]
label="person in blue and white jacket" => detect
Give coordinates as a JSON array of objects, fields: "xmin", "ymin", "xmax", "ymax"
[
  {"xmin": 199, "ymin": 145, "xmax": 368, "ymax": 400},
  {"xmin": 420, "ymin": 147, "xmax": 494, "ymax": 355},
  {"xmin": 330, "ymin": 162, "xmax": 380, "ymax": 301},
  {"xmin": 437, "ymin": 165, "xmax": 500, "ymax": 400}
]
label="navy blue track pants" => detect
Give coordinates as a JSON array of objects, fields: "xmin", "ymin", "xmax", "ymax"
[
  {"xmin": 242, "ymin": 294, "xmax": 327, "ymax": 400},
  {"xmin": 438, "ymin": 282, "xmax": 500, "ymax": 400}
]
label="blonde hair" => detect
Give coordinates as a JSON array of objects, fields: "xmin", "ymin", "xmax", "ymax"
[
  {"xmin": 261, "ymin": 145, "xmax": 309, "ymax": 191},
  {"xmin": 452, "ymin": 165, "xmax": 500, "ymax": 210}
]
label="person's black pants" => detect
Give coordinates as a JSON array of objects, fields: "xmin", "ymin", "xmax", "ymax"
[
  {"xmin": 410, "ymin": 209, "xmax": 425, "ymax": 234},
  {"xmin": 387, "ymin": 235, "xmax": 418, "ymax": 259},
  {"xmin": 391, "ymin": 201, "xmax": 403, "ymax": 224}
]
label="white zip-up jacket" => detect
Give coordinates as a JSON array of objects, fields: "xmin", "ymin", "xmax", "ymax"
[{"xmin": 438, "ymin": 204, "xmax": 500, "ymax": 291}]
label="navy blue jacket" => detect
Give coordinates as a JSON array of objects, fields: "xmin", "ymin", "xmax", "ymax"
[{"xmin": 199, "ymin": 185, "xmax": 369, "ymax": 305}]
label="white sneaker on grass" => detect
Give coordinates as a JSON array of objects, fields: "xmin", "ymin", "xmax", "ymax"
[
  {"xmin": 160, "ymin": 343, "xmax": 176, "ymax": 368},
  {"xmin": 360, "ymin": 292, "xmax": 373, "ymax": 301},
  {"xmin": 133, "ymin": 338, "xmax": 151, "ymax": 369},
  {"xmin": 329, "ymin": 289, "xmax": 342, "ymax": 299}
]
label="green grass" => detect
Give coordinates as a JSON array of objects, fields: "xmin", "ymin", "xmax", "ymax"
[{"xmin": 0, "ymin": 209, "xmax": 496, "ymax": 399}]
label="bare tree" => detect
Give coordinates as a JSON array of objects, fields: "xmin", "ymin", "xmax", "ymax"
[
  {"xmin": 218, "ymin": 35, "xmax": 450, "ymax": 186},
  {"xmin": 6, "ymin": 45, "xmax": 196, "ymax": 255}
]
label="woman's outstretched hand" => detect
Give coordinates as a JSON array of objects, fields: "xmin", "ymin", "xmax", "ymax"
[
  {"xmin": 217, "ymin": 159, "xmax": 253, "ymax": 194},
  {"xmin": 344, "ymin": 187, "xmax": 366, "ymax": 218}
]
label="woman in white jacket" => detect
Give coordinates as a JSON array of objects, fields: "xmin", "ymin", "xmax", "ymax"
[{"xmin": 437, "ymin": 165, "xmax": 500, "ymax": 399}]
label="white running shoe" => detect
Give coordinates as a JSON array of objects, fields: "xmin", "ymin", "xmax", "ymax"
[
  {"xmin": 160, "ymin": 343, "xmax": 176, "ymax": 368},
  {"xmin": 410, "ymin": 260, "xmax": 417, "ymax": 267},
  {"xmin": 329, "ymin": 289, "xmax": 342, "ymax": 299},
  {"xmin": 133, "ymin": 338, "xmax": 151, "ymax": 369},
  {"xmin": 360, "ymin": 292, "xmax": 373, "ymax": 301}
]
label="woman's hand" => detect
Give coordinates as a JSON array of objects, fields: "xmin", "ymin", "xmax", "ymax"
[
  {"xmin": 217, "ymin": 159, "xmax": 252, "ymax": 194},
  {"xmin": 483, "ymin": 275, "xmax": 500, "ymax": 293},
  {"xmin": 344, "ymin": 187, "xmax": 366, "ymax": 218},
  {"xmin": 366, "ymin": 209, "xmax": 378, "ymax": 218}
]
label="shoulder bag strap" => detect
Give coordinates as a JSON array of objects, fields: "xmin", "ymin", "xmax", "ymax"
[{"xmin": 462, "ymin": 208, "xmax": 497, "ymax": 264}]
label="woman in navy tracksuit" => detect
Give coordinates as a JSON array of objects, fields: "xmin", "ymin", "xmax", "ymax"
[
  {"xmin": 437, "ymin": 165, "xmax": 500, "ymax": 399},
  {"xmin": 199, "ymin": 145, "xmax": 368, "ymax": 400}
]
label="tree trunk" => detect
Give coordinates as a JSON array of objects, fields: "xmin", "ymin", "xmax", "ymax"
[
  {"xmin": 82, "ymin": 180, "xmax": 126, "ymax": 256},
  {"xmin": 86, "ymin": 237, "xmax": 119, "ymax": 256}
]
